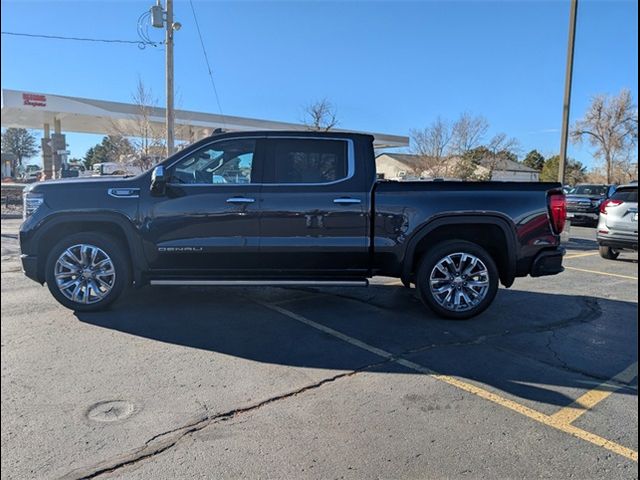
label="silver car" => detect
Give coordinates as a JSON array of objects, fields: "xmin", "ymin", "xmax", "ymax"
[{"xmin": 596, "ymin": 184, "xmax": 638, "ymax": 259}]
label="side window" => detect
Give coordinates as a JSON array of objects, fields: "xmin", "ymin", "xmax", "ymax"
[
  {"xmin": 267, "ymin": 139, "xmax": 348, "ymax": 184},
  {"xmin": 170, "ymin": 139, "xmax": 256, "ymax": 185}
]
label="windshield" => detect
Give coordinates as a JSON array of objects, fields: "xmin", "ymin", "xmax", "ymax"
[{"xmin": 568, "ymin": 185, "xmax": 609, "ymax": 196}]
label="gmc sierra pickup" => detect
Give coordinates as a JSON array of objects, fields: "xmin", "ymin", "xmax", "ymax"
[{"xmin": 20, "ymin": 131, "xmax": 566, "ymax": 319}]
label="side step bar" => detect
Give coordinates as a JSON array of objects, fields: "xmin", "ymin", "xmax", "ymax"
[{"xmin": 149, "ymin": 279, "xmax": 369, "ymax": 287}]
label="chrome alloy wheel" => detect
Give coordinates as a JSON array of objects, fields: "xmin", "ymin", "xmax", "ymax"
[
  {"xmin": 429, "ymin": 252, "xmax": 490, "ymax": 312},
  {"xmin": 54, "ymin": 244, "xmax": 116, "ymax": 304}
]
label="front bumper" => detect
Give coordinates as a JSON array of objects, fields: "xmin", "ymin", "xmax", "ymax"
[
  {"xmin": 20, "ymin": 254, "xmax": 41, "ymax": 283},
  {"xmin": 530, "ymin": 247, "xmax": 565, "ymax": 277},
  {"xmin": 566, "ymin": 211, "xmax": 598, "ymax": 221}
]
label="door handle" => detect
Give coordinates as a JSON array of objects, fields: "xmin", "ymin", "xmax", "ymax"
[
  {"xmin": 226, "ymin": 197, "xmax": 255, "ymax": 204},
  {"xmin": 333, "ymin": 197, "xmax": 361, "ymax": 204}
]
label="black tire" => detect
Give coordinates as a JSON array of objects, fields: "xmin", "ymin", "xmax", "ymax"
[
  {"xmin": 415, "ymin": 240, "xmax": 499, "ymax": 320},
  {"xmin": 45, "ymin": 232, "xmax": 131, "ymax": 311},
  {"xmin": 599, "ymin": 245, "xmax": 620, "ymax": 260}
]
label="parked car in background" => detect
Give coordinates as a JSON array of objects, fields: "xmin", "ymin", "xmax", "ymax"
[
  {"xmin": 597, "ymin": 184, "xmax": 638, "ymax": 259},
  {"xmin": 21, "ymin": 164, "xmax": 43, "ymax": 183},
  {"xmin": 61, "ymin": 162, "xmax": 92, "ymax": 178},
  {"xmin": 565, "ymin": 184, "xmax": 617, "ymax": 227}
]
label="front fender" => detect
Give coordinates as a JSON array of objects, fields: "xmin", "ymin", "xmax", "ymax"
[{"xmin": 21, "ymin": 210, "xmax": 147, "ymax": 285}]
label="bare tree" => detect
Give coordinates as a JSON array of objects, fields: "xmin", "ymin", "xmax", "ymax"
[
  {"xmin": 111, "ymin": 78, "xmax": 166, "ymax": 169},
  {"xmin": 478, "ymin": 133, "xmax": 521, "ymax": 180},
  {"xmin": 571, "ymin": 89, "xmax": 638, "ymax": 183},
  {"xmin": 303, "ymin": 98, "xmax": 339, "ymax": 131},
  {"xmin": 450, "ymin": 113, "xmax": 489, "ymax": 155},
  {"xmin": 410, "ymin": 117, "xmax": 452, "ymax": 177}
]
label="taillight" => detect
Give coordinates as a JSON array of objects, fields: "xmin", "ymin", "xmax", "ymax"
[
  {"xmin": 599, "ymin": 199, "xmax": 622, "ymax": 214},
  {"xmin": 548, "ymin": 192, "xmax": 566, "ymax": 234}
]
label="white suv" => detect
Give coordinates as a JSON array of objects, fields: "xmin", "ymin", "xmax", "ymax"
[{"xmin": 596, "ymin": 184, "xmax": 638, "ymax": 259}]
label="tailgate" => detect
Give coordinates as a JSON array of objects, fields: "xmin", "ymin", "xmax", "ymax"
[{"xmin": 605, "ymin": 201, "xmax": 638, "ymax": 232}]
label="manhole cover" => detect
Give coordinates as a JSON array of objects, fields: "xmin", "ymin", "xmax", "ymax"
[{"xmin": 86, "ymin": 400, "xmax": 135, "ymax": 423}]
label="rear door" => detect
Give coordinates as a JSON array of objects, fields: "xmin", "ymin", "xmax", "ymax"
[
  {"xmin": 605, "ymin": 186, "xmax": 638, "ymax": 232},
  {"xmin": 257, "ymin": 136, "xmax": 370, "ymax": 277}
]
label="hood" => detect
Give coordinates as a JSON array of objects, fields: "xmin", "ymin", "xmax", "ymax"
[
  {"xmin": 566, "ymin": 194, "xmax": 605, "ymax": 202},
  {"xmin": 26, "ymin": 175, "xmax": 146, "ymax": 193}
]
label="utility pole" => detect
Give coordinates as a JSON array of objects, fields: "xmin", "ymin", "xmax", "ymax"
[
  {"xmin": 558, "ymin": 0, "xmax": 578, "ymax": 184},
  {"xmin": 165, "ymin": 0, "xmax": 175, "ymax": 156},
  {"xmin": 150, "ymin": 0, "xmax": 180, "ymax": 156}
]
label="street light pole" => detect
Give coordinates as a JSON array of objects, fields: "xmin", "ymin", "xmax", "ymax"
[
  {"xmin": 165, "ymin": 0, "xmax": 175, "ymax": 156},
  {"xmin": 558, "ymin": 0, "xmax": 579, "ymax": 184}
]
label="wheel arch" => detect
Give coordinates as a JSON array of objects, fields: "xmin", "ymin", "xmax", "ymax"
[
  {"xmin": 402, "ymin": 214, "xmax": 518, "ymax": 288},
  {"xmin": 31, "ymin": 212, "xmax": 145, "ymax": 285}
]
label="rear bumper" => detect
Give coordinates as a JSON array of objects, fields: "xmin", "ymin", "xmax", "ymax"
[
  {"xmin": 530, "ymin": 247, "xmax": 565, "ymax": 277},
  {"xmin": 597, "ymin": 237, "xmax": 638, "ymax": 251}
]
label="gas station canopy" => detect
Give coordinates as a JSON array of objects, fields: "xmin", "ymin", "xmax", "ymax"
[{"xmin": 1, "ymin": 89, "xmax": 409, "ymax": 148}]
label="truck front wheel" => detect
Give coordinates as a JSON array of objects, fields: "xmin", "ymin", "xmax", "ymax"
[
  {"xmin": 45, "ymin": 233, "xmax": 130, "ymax": 311},
  {"xmin": 415, "ymin": 240, "xmax": 499, "ymax": 320}
]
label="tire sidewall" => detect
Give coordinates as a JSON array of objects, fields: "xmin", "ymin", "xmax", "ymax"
[
  {"xmin": 45, "ymin": 232, "xmax": 130, "ymax": 311},
  {"xmin": 599, "ymin": 245, "xmax": 619, "ymax": 260},
  {"xmin": 416, "ymin": 240, "xmax": 499, "ymax": 320}
]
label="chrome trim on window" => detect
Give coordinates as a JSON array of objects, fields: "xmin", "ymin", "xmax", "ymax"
[{"xmin": 165, "ymin": 136, "xmax": 355, "ymax": 188}]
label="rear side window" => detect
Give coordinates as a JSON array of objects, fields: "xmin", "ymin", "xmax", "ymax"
[
  {"xmin": 611, "ymin": 187, "xmax": 638, "ymax": 203},
  {"xmin": 267, "ymin": 139, "xmax": 348, "ymax": 184}
]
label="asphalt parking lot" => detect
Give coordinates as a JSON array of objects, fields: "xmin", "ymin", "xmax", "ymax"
[{"xmin": 1, "ymin": 217, "xmax": 637, "ymax": 479}]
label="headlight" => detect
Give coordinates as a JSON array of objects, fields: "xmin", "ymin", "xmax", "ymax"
[{"xmin": 23, "ymin": 192, "xmax": 44, "ymax": 219}]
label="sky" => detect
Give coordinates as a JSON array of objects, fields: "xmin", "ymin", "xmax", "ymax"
[{"xmin": 1, "ymin": 0, "xmax": 638, "ymax": 169}]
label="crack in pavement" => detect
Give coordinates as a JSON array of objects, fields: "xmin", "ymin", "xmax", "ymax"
[
  {"xmin": 59, "ymin": 361, "xmax": 390, "ymax": 480},
  {"xmin": 55, "ymin": 288, "xmax": 627, "ymax": 478}
]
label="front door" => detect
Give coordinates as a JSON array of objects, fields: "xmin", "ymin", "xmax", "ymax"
[{"xmin": 142, "ymin": 137, "xmax": 264, "ymax": 274}]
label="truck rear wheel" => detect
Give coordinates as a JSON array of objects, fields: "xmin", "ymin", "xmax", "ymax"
[
  {"xmin": 45, "ymin": 233, "xmax": 130, "ymax": 312},
  {"xmin": 416, "ymin": 240, "xmax": 499, "ymax": 320}
]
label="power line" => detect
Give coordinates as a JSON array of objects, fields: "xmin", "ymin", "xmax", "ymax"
[
  {"xmin": 188, "ymin": 0, "xmax": 227, "ymax": 127},
  {"xmin": 1, "ymin": 31, "xmax": 159, "ymax": 48}
]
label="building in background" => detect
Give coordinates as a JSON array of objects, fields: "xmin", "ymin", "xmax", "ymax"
[{"xmin": 376, "ymin": 153, "xmax": 540, "ymax": 181}]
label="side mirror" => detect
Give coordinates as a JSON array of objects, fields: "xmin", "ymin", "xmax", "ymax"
[{"xmin": 150, "ymin": 165, "xmax": 167, "ymax": 195}]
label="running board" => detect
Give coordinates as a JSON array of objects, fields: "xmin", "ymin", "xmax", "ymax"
[{"xmin": 149, "ymin": 279, "xmax": 369, "ymax": 287}]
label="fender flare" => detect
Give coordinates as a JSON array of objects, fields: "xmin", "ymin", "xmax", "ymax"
[
  {"xmin": 401, "ymin": 213, "xmax": 518, "ymax": 287},
  {"xmin": 31, "ymin": 211, "xmax": 147, "ymax": 285}
]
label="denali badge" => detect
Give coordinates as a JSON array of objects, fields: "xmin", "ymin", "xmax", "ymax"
[{"xmin": 158, "ymin": 247, "xmax": 204, "ymax": 252}]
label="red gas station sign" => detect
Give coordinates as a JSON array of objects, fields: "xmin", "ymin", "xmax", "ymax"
[{"xmin": 22, "ymin": 93, "xmax": 47, "ymax": 107}]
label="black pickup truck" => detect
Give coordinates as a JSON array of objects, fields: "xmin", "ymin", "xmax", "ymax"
[{"xmin": 20, "ymin": 131, "xmax": 566, "ymax": 319}]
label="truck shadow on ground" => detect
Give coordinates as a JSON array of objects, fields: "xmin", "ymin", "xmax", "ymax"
[{"xmin": 76, "ymin": 285, "xmax": 638, "ymax": 411}]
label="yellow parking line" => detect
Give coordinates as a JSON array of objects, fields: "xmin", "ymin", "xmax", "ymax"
[
  {"xmin": 551, "ymin": 363, "xmax": 638, "ymax": 425},
  {"xmin": 564, "ymin": 252, "xmax": 599, "ymax": 259},
  {"xmin": 565, "ymin": 266, "xmax": 638, "ymax": 280},
  {"xmin": 257, "ymin": 300, "xmax": 638, "ymax": 463}
]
